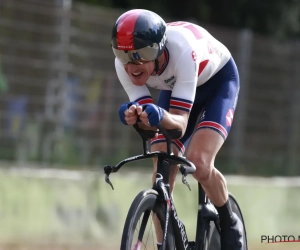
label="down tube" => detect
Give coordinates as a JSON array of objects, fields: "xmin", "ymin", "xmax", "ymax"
[
  {"xmin": 161, "ymin": 200, "xmax": 175, "ymax": 250},
  {"xmin": 170, "ymin": 198, "xmax": 190, "ymax": 250}
]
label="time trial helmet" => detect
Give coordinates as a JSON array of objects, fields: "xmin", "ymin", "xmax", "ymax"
[{"xmin": 111, "ymin": 9, "xmax": 167, "ymax": 64}]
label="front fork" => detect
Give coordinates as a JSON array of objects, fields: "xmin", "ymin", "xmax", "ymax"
[{"xmin": 156, "ymin": 179, "xmax": 190, "ymax": 250}]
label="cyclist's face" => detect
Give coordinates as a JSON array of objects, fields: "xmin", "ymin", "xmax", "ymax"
[{"xmin": 124, "ymin": 60, "xmax": 155, "ymax": 86}]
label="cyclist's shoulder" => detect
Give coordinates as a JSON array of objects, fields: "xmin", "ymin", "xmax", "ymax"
[
  {"xmin": 165, "ymin": 22, "xmax": 200, "ymax": 49},
  {"xmin": 165, "ymin": 22, "xmax": 223, "ymax": 59},
  {"xmin": 166, "ymin": 21, "xmax": 214, "ymax": 43},
  {"xmin": 166, "ymin": 21, "xmax": 228, "ymax": 51}
]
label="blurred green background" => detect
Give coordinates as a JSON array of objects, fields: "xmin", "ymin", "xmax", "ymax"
[
  {"xmin": 0, "ymin": 166, "xmax": 299, "ymax": 250},
  {"xmin": 0, "ymin": 0, "xmax": 299, "ymax": 249}
]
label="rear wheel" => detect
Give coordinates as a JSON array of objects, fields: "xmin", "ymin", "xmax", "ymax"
[
  {"xmin": 204, "ymin": 193, "xmax": 248, "ymax": 250},
  {"xmin": 120, "ymin": 189, "xmax": 175, "ymax": 250}
]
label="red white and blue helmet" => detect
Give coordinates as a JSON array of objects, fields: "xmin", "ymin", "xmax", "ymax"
[{"xmin": 111, "ymin": 9, "xmax": 167, "ymax": 64}]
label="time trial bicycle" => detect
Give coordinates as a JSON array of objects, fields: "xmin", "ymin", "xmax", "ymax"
[{"xmin": 104, "ymin": 123, "xmax": 248, "ymax": 250}]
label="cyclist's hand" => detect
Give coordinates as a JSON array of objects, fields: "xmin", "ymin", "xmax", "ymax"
[
  {"xmin": 119, "ymin": 102, "xmax": 139, "ymax": 125},
  {"xmin": 140, "ymin": 104, "xmax": 165, "ymax": 127},
  {"xmin": 136, "ymin": 105, "xmax": 148, "ymax": 126}
]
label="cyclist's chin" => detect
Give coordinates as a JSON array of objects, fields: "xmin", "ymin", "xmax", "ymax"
[{"xmin": 130, "ymin": 73, "xmax": 149, "ymax": 86}]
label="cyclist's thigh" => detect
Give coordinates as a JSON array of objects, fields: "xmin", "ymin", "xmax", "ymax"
[
  {"xmin": 196, "ymin": 57, "xmax": 240, "ymax": 140},
  {"xmin": 186, "ymin": 57, "xmax": 240, "ymax": 156}
]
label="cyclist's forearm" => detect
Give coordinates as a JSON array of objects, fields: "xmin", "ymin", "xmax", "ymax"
[{"xmin": 161, "ymin": 110, "xmax": 188, "ymax": 137}]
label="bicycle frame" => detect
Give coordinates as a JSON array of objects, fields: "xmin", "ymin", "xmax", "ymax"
[{"xmin": 154, "ymin": 155, "xmax": 220, "ymax": 250}]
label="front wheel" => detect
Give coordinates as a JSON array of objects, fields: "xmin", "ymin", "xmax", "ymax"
[
  {"xmin": 120, "ymin": 189, "xmax": 175, "ymax": 250},
  {"xmin": 205, "ymin": 193, "xmax": 248, "ymax": 250}
]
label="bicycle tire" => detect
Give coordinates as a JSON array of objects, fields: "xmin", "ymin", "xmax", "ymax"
[
  {"xmin": 204, "ymin": 193, "xmax": 248, "ymax": 250},
  {"xmin": 120, "ymin": 189, "xmax": 175, "ymax": 250}
]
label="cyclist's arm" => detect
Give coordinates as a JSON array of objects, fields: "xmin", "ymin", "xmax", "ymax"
[
  {"xmin": 161, "ymin": 108, "xmax": 189, "ymax": 134},
  {"xmin": 160, "ymin": 47, "xmax": 200, "ymax": 136}
]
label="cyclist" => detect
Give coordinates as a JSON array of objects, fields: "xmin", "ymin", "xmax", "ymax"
[{"xmin": 111, "ymin": 9, "xmax": 243, "ymax": 250}]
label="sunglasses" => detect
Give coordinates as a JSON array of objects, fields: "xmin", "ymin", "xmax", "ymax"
[{"xmin": 112, "ymin": 44, "xmax": 161, "ymax": 64}]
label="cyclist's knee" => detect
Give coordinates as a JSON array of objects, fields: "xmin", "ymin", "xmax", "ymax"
[{"xmin": 187, "ymin": 151, "xmax": 214, "ymax": 182}]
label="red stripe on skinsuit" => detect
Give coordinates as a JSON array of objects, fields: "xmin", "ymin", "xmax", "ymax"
[{"xmin": 198, "ymin": 60, "xmax": 209, "ymax": 76}]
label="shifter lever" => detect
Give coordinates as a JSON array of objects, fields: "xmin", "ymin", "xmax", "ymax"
[
  {"xmin": 182, "ymin": 174, "xmax": 191, "ymax": 191},
  {"xmin": 105, "ymin": 174, "xmax": 114, "ymax": 190},
  {"xmin": 104, "ymin": 165, "xmax": 115, "ymax": 190}
]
